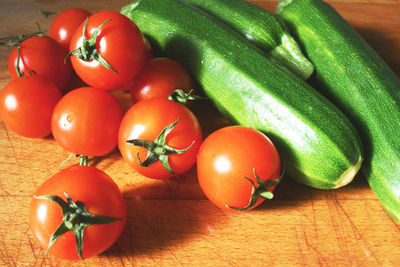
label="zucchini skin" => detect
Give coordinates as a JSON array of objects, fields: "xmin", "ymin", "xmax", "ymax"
[
  {"xmin": 121, "ymin": 0, "xmax": 363, "ymax": 189},
  {"xmin": 184, "ymin": 0, "xmax": 314, "ymax": 80},
  {"xmin": 277, "ymin": 0, "xmax": 400, "ymax": 222}
]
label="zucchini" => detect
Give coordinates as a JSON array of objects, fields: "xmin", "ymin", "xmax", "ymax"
[
  {"xmin": 184, "ymin": 0, "xmax": 314, "ymax": 80},
  {"xmin": 276, "ymin": 0, "xmax": 400, "ymax": 222},
  {"xmin": 121, "ymin": 0, "xmax": 363, "ymax": 189}
]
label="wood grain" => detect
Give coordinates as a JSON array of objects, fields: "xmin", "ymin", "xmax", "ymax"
[{"xmin": 0, "ymin": 0, "xmax": 399, "ymax": 266}]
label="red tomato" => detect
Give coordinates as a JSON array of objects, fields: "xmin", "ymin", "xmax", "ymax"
[
  {"xmin": 118, "ymin": 98, "xmax": 202, "ymax": 179},
  {"xmin": 0, "ymin": 76, "xmax": 61, "ymax": 138},
  {"xmin": 30, "ymin": 165, "xmax": 126, "ymax": 260},
  {"xmin": 197, "ymin": 126, "xmax": 281, "ymax": 211},
  {"xmin": 8, "ymin": 36, "xmax": 73, "ymax": 90},
  {"xmin": 51, "ymin": 87, "xmax": 123, "ymax": 156},
  {"xmin": 49, "ymin": 8, "xmax": 91, "ymax": 50},
  {"xmin": 129, "ymin": 57, "xmax": 194, "ymax": 103},
  {"xmin": 69, "ymin": 11, "xmax": 147, "ymax": 90}
]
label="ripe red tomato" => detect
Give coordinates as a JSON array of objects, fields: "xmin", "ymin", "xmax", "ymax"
[
  {"xmin": 197, "ymin": 126, "xmax": 281, "ymax": 211},
  {"xmin": 69, "ymin": 11, "xmax": 147, "ymax": 90},
  {"xmin": 129, "ymin": 57, "xmax": 195, "ymax": 103},
  {"xmin": 49, "ymin": 8, "xmax": 91, "ymax": 50},
  {"xmin": 8, "ymin": 36, "xmax": 73, "ymax": 90},
  {"xmin": 30, "ymin": 165, "xmax": 126, "ymax": 260},
  {"xmin": 118, "ymin": 98, "xmax": 202, "ymax": 179},
  {"xmin": 51, "ymin": 87, "xmax": 123, "ymax": 156},
  {"xmin": 0, "ymin": 76, "xmax": 61, "ymax": 138}
]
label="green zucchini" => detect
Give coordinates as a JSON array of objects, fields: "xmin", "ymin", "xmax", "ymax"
[
  {"xmin": 121, "ymin": 0, "xmax": 363, "ymax": 189},
  {"xmin": 183, "ymin": 0, "xmax": 314, "ymax": 80},
  {"xmin": 276, "ymin": 0, "xmax": 400, "ymax": 222}
]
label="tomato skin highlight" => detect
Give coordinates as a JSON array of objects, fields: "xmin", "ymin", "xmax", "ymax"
[
  {"xmin": 118, "ymin": 98, "xmax": 203, "ymax": 179},
  {"xmin": 197, "ymin": 126, "xmax": 281, "ymax": 211},
  {"xmin": 30, "ymin": 165, "xmax": 126, "ymax": 260},
  {"xmin": 0, "ymin": 76, "xmax": 61, "ymax": 138},
  {"xmin": 69, "ymin": 11, "xmax": 147, "ymax": 90},
  {"xmin": 129, "ymin": 57, "xmax": 194, "ymax": 103},
  {"xmin": 49, "ymin": 8, "xmax": 91, "ymax": 50},
  {"xmin": 8, "ymin": 36, "xmax": 73, "ymax": 90},
  {"xmin": 51, "ymin": 87, "xmax": 123, "ymax": 156}
]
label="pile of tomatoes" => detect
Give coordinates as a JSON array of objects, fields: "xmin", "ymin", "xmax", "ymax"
[{"xmin": 0, "ymin": 7, "xmax": 282, "ymax": 260}]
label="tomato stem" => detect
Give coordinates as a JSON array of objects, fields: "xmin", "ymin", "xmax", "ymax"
[
  {"xmin": 40, "ymin": 8, "xmax": 56, "ymax": 18},
  {"xmin": 58, "ymin": 153, "xmax": 75, "ymax": 170},
  {"xmin": 0, "ymin": 23, "xmax": 43, "ymax": 45},
  {"xmin": 58, "ymin": 154, "xmax": 89, "ymax": 169},
  {"xmin": 79, "ymin": 155, "xmax": 89, "ymax": 166},
  {"xmin": 15, "ymin": 46, "xmax": 24, "ymax": 78},
  {"xmin": 168, "ymin": 89, "xmax": 206, "ymax": 104}
]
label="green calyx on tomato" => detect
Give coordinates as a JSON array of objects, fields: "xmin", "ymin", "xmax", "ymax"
[
  {"xmin": 34, "ymin": 192, "xmax": 122, "ymax": 259},
  {"xmin": 226, "ymin": 168, "xmax": 284, "ymax": 211},
  {"xmin": 67, "ymin": 18, "xmax": 117, "ymax": 73},
  {"xmin": 168, "ymin": 89, "xmax": 206, "ymax": 104},
  {"xmin": 127, "ymin": 118, "xmax": 194, "ymax": 175},
  {"xmin": 0, "ymin": 23, "xmax": 43, "ymax": 77}
]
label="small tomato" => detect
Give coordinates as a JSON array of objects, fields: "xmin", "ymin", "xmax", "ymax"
[
  {"xmin": 0, "ymin": 75, "xmax": 61, "ymax": 138},
  {"xmin": 51, "ymin": 87, "xmax": 123, "ymax": 156},
  {"xmin": 30, "ymin": 165, "xmax": 126, "ymax": 260},
  {"xmin": 197, "ymin": 126, "xmax": 282, "ymax": 211},
  {"xmin": 69, "ymin": 11, "xmax": 147, "ymax": 90},
  {"xmin": 8, "ymin": 35, "xmax": 73, "ymax": 90},
  {"xmin": 118, "ymin": 98, "xmax": 202, "ymax": 179},
  {"xmin": 49, "ymin": 8, "xmax": 91, "ymax": 49}
]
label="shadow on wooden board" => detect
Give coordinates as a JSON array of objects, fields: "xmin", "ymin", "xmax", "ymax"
[{"xmin": 103, "ymin": 196, "xmax": 227, "ymax": 258}]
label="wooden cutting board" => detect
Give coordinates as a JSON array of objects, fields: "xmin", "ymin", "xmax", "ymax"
[{"xmin": 0, "ymin": 0, "xmax": 399, "ymax": 266}]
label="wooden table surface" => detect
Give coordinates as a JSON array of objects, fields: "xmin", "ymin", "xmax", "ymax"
[{"xmin": 0, "ymin": 0, "xmax": 399, "ymax": 266}]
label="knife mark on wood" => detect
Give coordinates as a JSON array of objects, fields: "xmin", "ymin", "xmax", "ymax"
[
  {"xmin": 302, "ymin": 226, "xmax": 328, "ymax": 266},
  {"xmin": 1, "ymin": 121, "xmax": 19, "ymax": 165}
]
